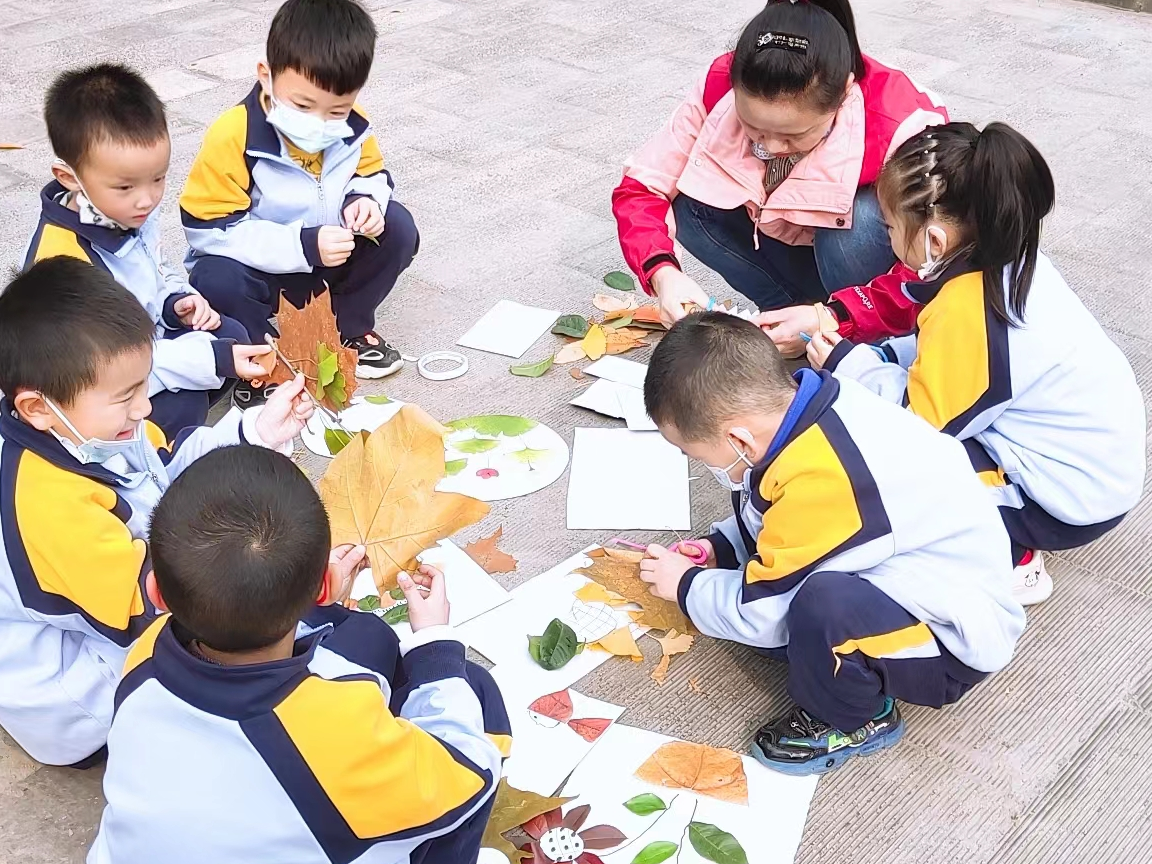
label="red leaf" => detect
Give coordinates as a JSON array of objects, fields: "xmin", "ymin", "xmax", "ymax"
[
  {"xmin": 522, "ymin": 807, "xmax": 563, "ymax": 840},
  {"xmin": 562, "ymin": 803, "xmax": 590, "ymax": 832},
  {"xmin": 567, "ymin": 717, "xmax": 612, "ymax": 742},
  {"xmin": 529, "ymin": 689, "xmax": 574, "ymax": 723},
  {"xmin": 578, "ymin": 825, "xmax": 628, "ymax": 849},
  {"xmin": 578, "ymin": 856, "xmax": 606, "ymax": 864}
]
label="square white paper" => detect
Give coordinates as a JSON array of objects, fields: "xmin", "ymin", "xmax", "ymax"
[
  {"xmin": 570, "ymin": 380, "xmax": 657, "ymax": 432},
  {"xmin": 561, "ymin": 724, "xmax": 819, "ymax": 864},
  {"xmin": 567, "ymin": 428, "xmax": 690, "ymax": 530},
  {"xmin": 583, "ymin": 356, "xmax": 649, "ymax": 390},
  {"xmin": 456, "ymin": 300, "xmax": 560, "ymax": 358}
]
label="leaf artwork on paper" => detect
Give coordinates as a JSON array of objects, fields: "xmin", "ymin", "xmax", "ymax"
[
  {"xmin": 317, "ymin": 404, "xmax": 489, "ymax": 593},
  {"xmin": 463, "ymin": 526, "xmax": 518, "ymax": 574},
  {"xmin": 270, "ymin": 291, "xmax": 357, "ymax": 411},
  {"xmin": 483, "ymin": 779, "xmax": 573, "ymax": 863},
  {"xmin": 528, "ymin": 618, "xmax": 584, "ymax": 670},
  {"xmin": 582, "ymin": 325, "xmax": 607, "ymax": 361},
  {"xmin": 522, "ymin": 804, "xmax": 628, "ymax": 864},
  {"xmin": 566, "ymin": 717, "xmax": 612, "ymax": 743},
  {"xmin": 687, "ymin": 822, "xmax": 749, "ymax": 864},
  {"xmin": 623, "ymin": 793, "xmax": 668, "ymax": 816},
  {"xmin": 592, "ymin": 293, "xmax": 639, "ymax": 314},
  {"xmin": 634, "ymin": 742, "xmax": 749, "ymax": 805},
  {"xmin": 603, "ymin": 270, "xmax": 637, "ymax": 292},
  {"xmin": 528, "ymin": 690, "xmax": 613, "ymax": 743},
  {"xmin": 324, "ymin": 427, "xmax": 352, "ymax": 455},
  {"xmin": 576, "ymin": 549, "xmax": 693, "ymax": 634},
  {"xmin": 631, "ymin": 840, "xmax": 678, "ymax": 863},
  {"xmin": 553, "ymin": 315, "xmax": 591, "ymax": 338},
  {"xmin": 650, "ymin": 629, "xmax": 695, "ymax": 685},
  {"xmin": 511, "ymin": 355, "xmax": 555, "ymax": 378},
  {"xmin": 442, "ymin": 415, "xmax": 569, "ymax": 503},
  {"xmin": 591, "ymin": 626, "xmax": 643, "ymax": 661}
]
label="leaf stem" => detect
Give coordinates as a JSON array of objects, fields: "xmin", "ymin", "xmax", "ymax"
[
  {"xmin": 609, "ymin": 794, "xmax": 681, "ymax": 856},
  {"xmin": 673, "ymin": 801, "xmax": 698, "ymax": 864}
]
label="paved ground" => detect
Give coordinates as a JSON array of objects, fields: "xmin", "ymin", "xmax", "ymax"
[{"xmin": 3, "ymin": 0, "xmax": 1152, "ymax": 861}]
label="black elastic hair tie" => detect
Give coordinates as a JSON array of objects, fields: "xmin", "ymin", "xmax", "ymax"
[{"xmin": 755, "ymin": 31, "xmax": 810, "ymax": 54}]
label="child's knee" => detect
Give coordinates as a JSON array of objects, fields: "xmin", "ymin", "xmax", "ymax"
[{"xmin": 789, "ymin": 571, "xmax": 855, "ymax": 632}]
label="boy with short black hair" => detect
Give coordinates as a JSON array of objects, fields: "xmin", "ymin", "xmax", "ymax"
[
  {"xmin": 639, "ymin": 312, "xmax": 1025, "ymax": 775},
  {"xmin": 29, "ymin": 63, "xmax": 274, "ymax": 437},
  {"xmin": 90, "ymin": 446, "xmax": 508, "ymax": 864},
  {"xmin": 0, "ymin": 257, "xmax": 311, "ymax": 767},
  {"xmin": 181, "ymin": 0, "xmax": 419, "ymax": 400}
]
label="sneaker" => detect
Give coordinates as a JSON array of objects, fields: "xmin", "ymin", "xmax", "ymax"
[
  {"xmin": 750, "ymin": 698, "xmax": 905, "ymax": 776},
  {"xmin": 1012, "ymin": 549, "xmax": 1053, "ymax": 606},
  {"xmin": 343, "ymin": 331, "xmax": 403, "ymax": 379},
  {"xmin": 232, "ymin": 379, "xmax": 278, "ymax": 409}
]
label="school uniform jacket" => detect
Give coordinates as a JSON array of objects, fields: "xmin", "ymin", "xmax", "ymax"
[
  {"xmin": 23, "ymin": 182, "xmax": 235, "ymax": 398},
  {"xmin": 681, "ymin": 370, "xmax": 1025, "ymax": 674},
  {"xmin": 0, "ymin": 403, "xmax": 272, "ymax": 765},
  {"xmin": 180, "ymin": 84, "xmax": 394, "ymax": 276},
  {"xmin": 89, "ymin": 609, "xmax": 505, "ymax": 864},
  {"xmin": 826, "ymin": 253, "xmax": 1147, "ymax": 526}
]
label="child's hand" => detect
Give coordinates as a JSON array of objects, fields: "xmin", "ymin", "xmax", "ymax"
[
  {"xmin": 318, "ymin": 226, "xmax": 356, "ymax": 267},
  {"xmin": 639, "ymin": 544, "xmax": 695, "ymax": 602},
  {"xmin": 325, "ymin": 543, "xmax": 367, "ymax": 605},
  {"xmin": 233, "ymin": 345, "xmax": 277, "ymax": 381},
  {"xmin": 754, "ymin": 305, "xmax": 819, "ymax": 359},
  {"xmin": 343, "ymin": 198, "xmax": 385, "ymax": 238},
  {"xmin": 675, "ymin": 537, "xmax": 716, "ymax": 568},
  {"xmin": 806, "ymin": 331, "xmax": 842, "ymax": 371},
  {"xmin": 398, "ymin": 565, "xmax": 450, "ymax": 631},
  {"xmin": 253, "ymin": 372, "xmax": 315, "ymax": 446},
  {"xmin": 174, "ymin": 294, "xmax": 221, "ymax": 331},
  {"xmin": 651, "ymin": 268, "xmax": 711, "ymax": 328}
]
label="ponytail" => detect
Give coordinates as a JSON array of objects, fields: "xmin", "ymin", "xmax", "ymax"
[
  {"xmin": 879, "ymin": 122, "xmax": 1055, "ymax": 324},
  {"xmin": 731, "ymin": 0, "xmax": 866, "ymax": 113}
]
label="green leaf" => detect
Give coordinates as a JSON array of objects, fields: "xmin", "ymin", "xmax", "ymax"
[
  {"xmin": 552, "ymin": 315, "xmax": 591, "ymax": 338},
  {"xmin": 444, "ymin": 458, "xmax": 468, "ymax": 476},
  {"xmin": 605, "ymin": 315, "xmax": 633, "ymax": 329},
  {"xmin": 509, "ymin": 355, "xmax": 555, "ymax": 378},
  {"xmin": 446, "ymin": 415, "xmax": 538, "ymax": 437},
  {"xmin": 688, "ymin": 823, "xmax": 748, "ymax": 864},
  {"xmin": 623, "ymin": 793, "xmax": 667, "ymax": 816},
  {"xmin": 382, "ymin": 600, "xmax": 409, "ymax": 624},
  {"xmin": 454, "ymin": 437, "xmax": 500, "ymax": 454},
  {"xmin": 631, "ymin": 841, "xmax": 678, "ymax": 864},
  {"xmin": 364, "ymin": 394, "xmax": 392, "ymax": 405},
  {"xmin": 317, "ymin": 344, "xmax": 339, "ymax": 388},
  {"xmin": 508, "ymin": 446, "xmax": 551, "ymax": 467},
  {"xmin": 527, "ymin": 618, "xmax": 581, "ymax": 670},
  {"xmin": 324, "ymin": 427, "xmax": 352, "ymax": 455},
  {"xmin": 388, "ymin": 587, "xmax": 405, "ymax": 601},
  {"xmin": 356, "ymin": 233, "xmax": 380, "ymax": 245},
  {"xmin": 604, "ymin": 270, "xmax": 636, "ymax": 292},
  {"xmin": 328, "ymin": 371, "xmax": 348, "ymax": 410},
  {"xmin": 357, "ymin": 595, "xmax": 381, "ymax": 612}
]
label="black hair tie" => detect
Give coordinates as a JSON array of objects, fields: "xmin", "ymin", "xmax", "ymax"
[{"xmin": 756, "ymin": 31, "xmax": 810, "ymax": 54}]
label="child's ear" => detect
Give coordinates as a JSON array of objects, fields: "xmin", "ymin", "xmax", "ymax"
[
  {"xmin": 316, "ymin": 567, "xmax": 334, "ymax": 605},
  {"xmin": 145, "ymin": 571, "xmax": 169, "ymax": 613},
  {"xmin": 51, "ymin": 160, "xmax": 81, "ymax": 192},
  {"xmin": 13, "ymin": 391, "xmax": 58, "ymax": 432},
  {"xmin": 256, "ymin": 60, "xmax": 271, "ymax": 87}
]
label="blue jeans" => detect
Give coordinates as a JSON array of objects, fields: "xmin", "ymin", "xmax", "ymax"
[{"xmin": 671, "ymin": 187, "xmax": 897, "ymax": 310}]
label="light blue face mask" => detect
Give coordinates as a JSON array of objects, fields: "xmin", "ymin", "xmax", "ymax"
[
  {"xmin": 43, "ymin": 396, "xmax": 144, "ymax": 466},
  {"xmin": 264, "ymin": 77, "xmax": 354, "ymax": 154},
  {"xmin": 705, "ymin": 435, "xmax": 755, "ymax": 492}
]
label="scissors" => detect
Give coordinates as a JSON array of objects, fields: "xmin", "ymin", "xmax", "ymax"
[
  {"xmin": 263, "ymin": 334, "xmax": 354, "ymax": 438},
  {"xmin": 606, "ymin": 533, "xmax": 709, "ymax": 566}
]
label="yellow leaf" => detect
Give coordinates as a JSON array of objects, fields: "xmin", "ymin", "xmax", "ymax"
[
  {"xmin": 554, "ymin": 341, "xmax": 588, "ymax": 364},
  {"xmin": 581, "ymin": 324, "xmax": 607, "ymax": 361},
  {"xmin": 655, "ymin": 629, "xmax": 694, "ymax": 657},
  {"xmin": 592, "ymin": 626, "xmax": 643, "ymax": 661},
  {"xmin": 574, "ymin": 582, "xmax": 628, "ymax": 606},
  {"xmin": 651, "ymin": 654, "xmax": 671, "ymax": 685},
  {"xmin": 317, "ymin": 405, "xmax": 489, "ymax": 592},
  {"xmin": 576, "ymin": 554, "xmax": 692, "ymax": 633},
  {"xmin": 482, "ymin": 778, "xmax": 572, "ymax": 862}
]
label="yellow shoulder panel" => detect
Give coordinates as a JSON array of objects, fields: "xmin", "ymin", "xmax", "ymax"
[
  {"xmin": 907, "ymin": 272, "xmax": 990, "ymax": 431},
  {"xmin": 14, "ymin": 451, "xmax": 146, "ymax": 627},
  {"xmin": 179, "ymin": 104, "xmax": 253, "ymax": 221},
  {"xmin": 34, "ymin": 224, "xmax": 92, "ymax": 264},
  {"xmin": 748, "ymin": 424, "xmax": 863, "ymax": 584},
  {"xmin": 143, "ymin": 421, "xmax": 169, "ymax": 452},
  {"xmin": 274, "ymin": 676, "xmax": 484, "ymax": 839},
  {"xmin": 356, "ymin": 133, "xmax": 385, "ymax": 177},
  {"xmin": 123, "ymin": 615, "xmax": 169, "ymax": 675}
]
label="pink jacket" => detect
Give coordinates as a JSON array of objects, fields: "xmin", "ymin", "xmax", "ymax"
[{"xmin": 613, "ymin": 54, "xmax": 947, "ymax": 293}]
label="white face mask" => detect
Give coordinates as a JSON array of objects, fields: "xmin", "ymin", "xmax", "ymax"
[
  {"xmin": 42, "ymin": 396, "xmax": 144, "ymax": 466},
  {"xmin": 263, "ymin": 77, "xmax": 353, "ymax": 154},
  {"xmin": 917, "ymin": 225, "xmax": 949, "ymax": 281},
  {"xmin": 705, "ymin": 436, "xmax": 755, "ymax": 492},
  {"xmin": 53, "ymin": 160, "xmax": 135, "ymax": 232}
]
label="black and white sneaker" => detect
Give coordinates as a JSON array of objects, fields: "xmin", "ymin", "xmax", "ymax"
[
  {"xmin": 232, "ymin": 379, "xmax": 278, "ymax": 409},
  {"xmin": 343, "ymin": 331, "xmax": 403, "ymax": 379}
]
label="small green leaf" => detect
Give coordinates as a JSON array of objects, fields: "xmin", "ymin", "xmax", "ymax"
[
  {"xmin": 356, "ymin": 233, "xmax": 380, "ymax": 245},
  {"xmin": 605, "ymin": 315, "xmax": 633, "ymax": 329},
  {"xmin": 509, "ymin": 355, "xmax": 555, "ymax": 378},
  {"xmin": 527, "ymin": 618, "xmax": 581, "ymax": 670},
  {"xmin": 604, "ymin": 270, "xmax": 636, "ymax": 292},
  {"xmin": 328, "ymin": 371, "xmax": 348, "ymax": 410},
  {"xmin": 317, "ymin": 344, "xmax": 339, "ymax": 388},
  {"xmin": 623, "ymin": 793, "xmax": 667, "ymax": 816},
  {"xmin": 552, "ymin": 315, "xmax": 591, "ymax": 338},
  {"xmin": 364, "ymin": 394, "xmax": 392, "ymax": 405},
  {"xmin": 454, "ymin": 437, "xmax": 500, "ymax": 454},
  {"xmin": 509, "ymin": 446, "xmax": 551, "ymax": 466},
  {"xmin": 357, "ymin": 595, "xmax": 381, "ymax": 612},
  {"xmin": 324, "ymin": 427, "xmax": 351, "ymax": 455},
  {"xmin": 631, "ymin": 841, "xmax": 678, "ymax": 864},
  {"xmin": 688, "ymin": 823, "xmax": 748, "ymax": 864},
  {"xmin": 444, "ymin": 458, "xmax": 468, "ymax": 476},
  {"xmin": 388, "ymin": 587, "xmax": 405, "ymax": 601},
  {"xmin": 446, "ymin": 415, "xmax": 538, "ymax": 437},
  {"xmin": 382, "ymin": 600, "xmax": 409, "ymax": 625}
]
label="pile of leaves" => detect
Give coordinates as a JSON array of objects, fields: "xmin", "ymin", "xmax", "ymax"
[
  {"xmin": 269, "ymin": 291, "xmax": 358, "ymax": 412},
  {"xmin": 317, "ymin": 404, "xmax": 489, "ymax": 594},
  {"xmin": 634, "ymin": 742, "xmax": 748, "ymax": 805}
]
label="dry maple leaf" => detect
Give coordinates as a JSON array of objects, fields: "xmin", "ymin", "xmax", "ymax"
[
  {"xmin": 634, "ymin": 741, "xmax": 749, "ymax": 805},
  {"xmin": 576, "ymin": 553, "xmax": 692, "ymax": 634},
  {"xmin": 464, "ymin": 526, "xmax": 518, "ymax": 575},
  {"xmin": 317, "ymin": 404, "xmax": 489, "ymax": 592},
  {"xmin": 270, "ymin": 291, "xmax": 358, "ymax": 411},
  {"xmin": 483, "ymin": 779, "xmax": 573, "ymax": 863},
  {"xmin": 554, "ymin": 342, "xmax": 588, "ymax": 364}
]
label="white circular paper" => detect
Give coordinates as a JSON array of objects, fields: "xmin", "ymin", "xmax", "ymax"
[
  {"xmin": 436, "ymin": 415, "xmax": 569, "ymax": 502},
  {"xmin": 299, "ymin": 396, "xmax": 406, "ymax": 458}
]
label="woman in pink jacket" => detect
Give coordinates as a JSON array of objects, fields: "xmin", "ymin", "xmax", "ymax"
[{"xmin": 613, "ymin": 0, "xmax": 947, "ymax": 326}]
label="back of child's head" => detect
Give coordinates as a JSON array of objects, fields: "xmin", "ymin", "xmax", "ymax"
[
  {"xmin": 45, "ymin": 63, "xmax": 167, "ymax": 169},
  {"xmin": 731, "ymin": 0, "xmax": 865, "ymax": 113},
  {"xmin": 645, "ymin": 312, "xmax": 797, "ymax": 441},
  {"xmin": 880, "ymin": 121, "xmax": 1055, "ymax": 324},
  {"xmin": 267, "ymin": 0, "xmax": 377, "ymax": 95},
  {"xmin": 0, "ymin": 257, "xmax": 154, "ymax": 406},
  {"xmin": 149, "ymin": 446, "xmax": 330, "ymax": 652}
]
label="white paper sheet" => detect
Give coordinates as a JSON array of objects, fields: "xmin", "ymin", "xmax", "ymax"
[
  {"xmin": 456, "ymin": 300, "xmax": 561, "ymax": 358},
  {"xmin": 566, "ymin": 428, "xmax": 690, "ymax": 530},
  {"xmin": 570, "ymin": 380, "xmax": 658, "ymax": 433},
  {"xmin": 561, "ymin": 724, "xmax": 819, "ymax": 864},
  {"xmin": 299, "ymin": 396, "xmax": 405, "ymax": 458},
  {"xmin": 583, "ymin": 356, "xmax": 649, "ymax": 390},
  {"xmin": 489, "ymin": 666, "xmax": 625, "ymax": 795},
  {"xmin": 455, "ymin": 548, "xmax": 647, "ymax": 694},
  {"xmin": 349, "ymin": 539, "xmax": 511, "ymax": 639}
]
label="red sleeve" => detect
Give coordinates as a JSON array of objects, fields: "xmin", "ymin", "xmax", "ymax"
[
  {"xmin": 830, "ymin": 262, "xmax": 922, "ymax": 343},
  {"xmin": 611, "ymin": 176, "xmax": 680, "ymax": 295}
]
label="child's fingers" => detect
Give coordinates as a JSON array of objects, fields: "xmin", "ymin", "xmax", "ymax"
[{"xmin": 644, "ymin": 543, "xmax": 669, "ymax": 558}]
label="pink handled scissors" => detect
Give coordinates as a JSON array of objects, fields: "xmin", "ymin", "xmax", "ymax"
[{"xmin": 606, "ymin": 536, "xmax": 709, "ymax": 566}]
